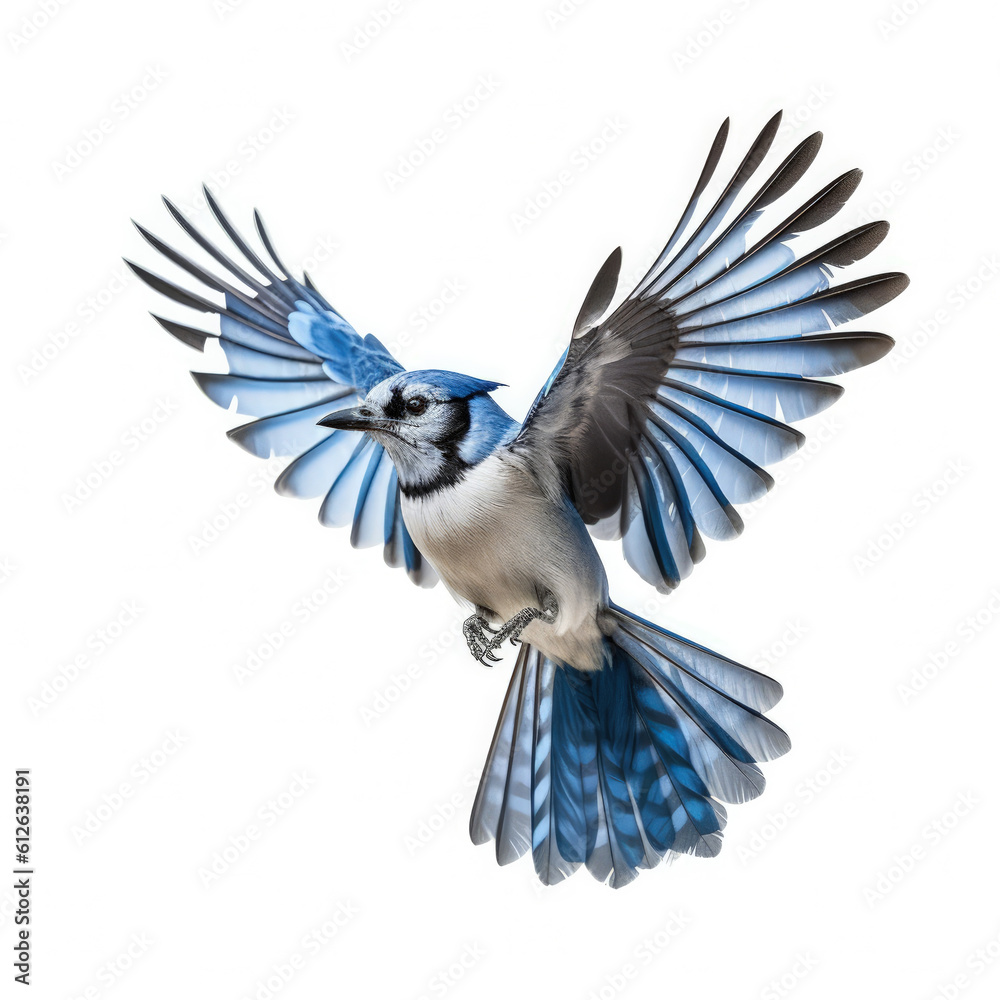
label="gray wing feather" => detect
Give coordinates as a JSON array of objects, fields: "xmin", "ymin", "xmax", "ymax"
[{"xmin": 511, "ymin": 113, "xmax": 906, "ymax": 593}]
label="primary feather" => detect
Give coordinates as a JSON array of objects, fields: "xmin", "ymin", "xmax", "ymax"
[
  {"xmin": 511, "ymin": 116, "xmax": 906, "ymax": 592},
  {"xmin": 128, "ymin": 187, "xmax": 437, "ymax": 588}
]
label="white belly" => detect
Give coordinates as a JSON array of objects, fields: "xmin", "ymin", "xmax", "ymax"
[{"xmin": 401, "ymin": 453, "xmax": 609, "ymax": 669}]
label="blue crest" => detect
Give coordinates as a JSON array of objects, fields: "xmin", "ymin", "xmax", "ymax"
[{"xmin": 397, "ymin": 369, "xmax": 506, "ymax": 400}]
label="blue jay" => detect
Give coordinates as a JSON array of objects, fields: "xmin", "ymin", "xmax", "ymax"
[{"xmin": 129, "ymin": 112, "xmax": 906, "ymax": 888}]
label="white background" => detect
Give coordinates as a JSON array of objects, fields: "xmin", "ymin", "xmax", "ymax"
[{"xmin": 3, "ymin": 0, "xmax": 999, "ymax": 997}]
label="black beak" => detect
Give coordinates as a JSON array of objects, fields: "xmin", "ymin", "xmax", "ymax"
[{"xmin": 318, "ymin": 405, "xmax": 387, "ymax": 432}]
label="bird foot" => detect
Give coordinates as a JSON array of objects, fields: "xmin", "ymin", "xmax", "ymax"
[
  {"xmin": 463, "ymin": 606, "xmax": 555, "ymax": 665},
  {"xmin": 463, "ymin": 615, "xmax": 501, "ymax": 664}
]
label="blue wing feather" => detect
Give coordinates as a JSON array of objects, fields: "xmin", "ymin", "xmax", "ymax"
[
  {"xmin": 219, "ymin": 311, "xmax": 318, "ymax": 360},
  {"xmin": 228, "ymin": 397, "xmax": 355, "ymax": 458},
  {"xmin": 275, "ymin": 429, "xmax": 364, "ymax": 499},
  {"xmin": 220, "ymin": 339, "xmax": 325, "ymax": 379},
  {"xmin": 351, "ymin": 447, "xmax": 397, "ymax": 548},
  {"xmin": 514, "ymin": 114, "xmax": 905, "ymax": 595},
  {"xmin": 319, "ymin": 437, "xmax": 377, "ymax": 529},
  {"xmin": 133, "ymin": 197, "xmax": 436, "ymax": 588}
]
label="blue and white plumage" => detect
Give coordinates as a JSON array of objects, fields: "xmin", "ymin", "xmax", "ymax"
[{"xmin": 130, "ymin": 112, "xmax": 906, "ymax": 888}]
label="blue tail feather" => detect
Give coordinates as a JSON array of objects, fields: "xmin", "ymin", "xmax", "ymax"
[
  {"xmin": 625, "ymin": 721, "xmax": 675, "ymax": 856},
  {"xmin": 470, "ymin": 605, "xmax": 789, "ymax": 887},
  {"xmin": 549, "ymin": 667, "xmax": 590, "ymax": 865},
  {"xmin": 591, "ymin": 655, "xmax": 649, "ymax": 886},
  {"xmin": 530, "ymin": 657, "xmax": 582, "ymax": 885}
]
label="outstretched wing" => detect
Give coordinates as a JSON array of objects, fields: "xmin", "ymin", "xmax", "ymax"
[
  {"xmin": 128, "ymin": 187, "xmax": 438, "ymax": 587},
  {"xmin": 512, "ymin": 112, "xmax": 907, "ymax": 593}
]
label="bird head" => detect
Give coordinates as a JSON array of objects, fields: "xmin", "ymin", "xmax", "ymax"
[{"xmin": 318, "ymin": 370, "xmax": 510, "ymax": 496}]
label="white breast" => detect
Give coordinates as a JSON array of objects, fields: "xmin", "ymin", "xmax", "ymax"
[{"xmin": 402, "ymin": 453, "xmax": 609, "ymax": 669}]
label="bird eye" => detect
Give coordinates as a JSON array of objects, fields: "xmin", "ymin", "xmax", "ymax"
[{"xmin": 406, "ymin": 396, "xmax": 427, "ymax": 415}]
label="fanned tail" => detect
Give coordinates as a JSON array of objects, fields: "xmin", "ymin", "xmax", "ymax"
[{"xmin": 469, "ymin": 603, "xmax": 789, "ymax": 888}]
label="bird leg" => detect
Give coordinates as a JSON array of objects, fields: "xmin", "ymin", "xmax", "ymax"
[{"xmin": 463, "ymin": 601, "xmax": 557, "ymax": 665}]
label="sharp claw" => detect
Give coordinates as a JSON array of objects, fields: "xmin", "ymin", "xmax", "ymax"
[{"xmin": 464, "ymin": 607, "xmax": 553, "ymax": 664}]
